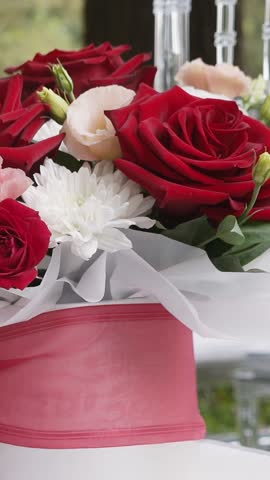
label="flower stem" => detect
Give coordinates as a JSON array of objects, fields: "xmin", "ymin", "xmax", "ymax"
[
  {"xmin": 198, "ymin": 234, "xmax": 218, "ymax": 249},
  {"xmin": 239, "ymin": 184, "xmax": 261, "ymax": 225},
  {"xmin": 199, "ymin": 182, "xmax": 262, "ymax": 249},
  {"xmin": 68, "ymin": 91, "xmax": 76, "ymax": 103}
]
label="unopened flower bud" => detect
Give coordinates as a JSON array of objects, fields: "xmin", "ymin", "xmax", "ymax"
[
  {"xmin": 51, "ymin": 63, "xmax": 74, "ymax": 95},
  {"xmin": 261, "ymin": 94, "xmax": 270, "ymax": 124},
  {"xmin": 254, "ymin": 152, "xmax": 270, "ymax": 185},
  {"xmin": 37, "ymin": 87, "xmax": 68, "ymax": 124}
]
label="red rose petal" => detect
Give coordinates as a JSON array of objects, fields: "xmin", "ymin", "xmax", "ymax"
[
  {"xmin": 116, "ymin": 159, "xmax": 229, "ymax": 218},
  {"xmin": 0, "ymin": 104, "xmax": 45, "ymax": 146},
  {"xmin": 0, "ymin": 133, "xmax": 64, "ymax": 172},
  {"xmin": 1, "ymin": 75, "xmax": 23, "ymax": 113}
]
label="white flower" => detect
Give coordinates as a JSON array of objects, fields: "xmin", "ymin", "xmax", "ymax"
[
  {"xmin": 33, "ymin": 119, "xmax": 68, "ymax": 153},
  {"xmin": 22, "ymin": 159, "xmax": 155, "ymax": 260},
  {"xmin": 61, "ymin": 85, "xmax": 135, "ymax": 162}
]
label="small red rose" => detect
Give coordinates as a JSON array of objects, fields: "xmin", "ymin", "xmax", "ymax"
[
  {"xmin": 5, "ymin": 42, "xmax": 156, "ymax": 98},
  {"xmin": 0, "ymin": 199, "xmax": 51, "ymax": 290}
]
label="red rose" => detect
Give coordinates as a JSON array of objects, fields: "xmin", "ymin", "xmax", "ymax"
[
  {"xmin": 108, "ymin": 84, "xmax": 270, "ymax": 222},
  {"xmin": 0, "ymin": 199, "xmax": 50, "ymax": 290},
  {"xmin": 0, "ymin": 75, "xmax": 64, "ymax": 173},
  {"xmin": 6, "ymin": 42, "xmax": 156, "ymax": 98}
]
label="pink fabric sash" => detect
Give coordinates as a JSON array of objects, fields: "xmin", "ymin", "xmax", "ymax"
[{"xmin": 0, "ymin": 303, "xmax": 205, "ymax": 448}]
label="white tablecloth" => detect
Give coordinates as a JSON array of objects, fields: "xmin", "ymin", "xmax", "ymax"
[
  {"xmin": 1, "ymin": 440, "xmax": 270, "ymax": 479},
  {"xmin": 194, "ymin": 334, "xmax": 248, "ymax": 366}
]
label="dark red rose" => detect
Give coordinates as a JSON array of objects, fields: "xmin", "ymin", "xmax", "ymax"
[
  {"xmin": 0, "ymin": 199, "xmax": 50, "ymax": 290},
  {"xmin": 108, "ymin": 84, "xmax": 270, "ymax": 222},
  {"xmin": 5, "ymin": 42, "xmax": 156, "ymax": 99},
  {"xmin": 0, "ymin": 74, "xmax": 64, "ymax": 173}
]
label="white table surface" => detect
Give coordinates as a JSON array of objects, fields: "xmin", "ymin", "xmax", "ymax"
[{"xmin": 1, "ymin": 440, "xmax": 270, "ymax": 480}]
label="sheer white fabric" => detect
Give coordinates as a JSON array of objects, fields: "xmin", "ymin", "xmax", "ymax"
[{"xmin": 1, "ymin": 230, "xmax": 270, "ymax": 346}]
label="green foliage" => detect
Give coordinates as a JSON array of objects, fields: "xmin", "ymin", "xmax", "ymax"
[
  {"xmin": 162, "ymin": 216, "xmax": 215, "ymax": 246},
  {"xmin": 55, "ymin": 151, "xmax": 81, "ymax": 171},
  {"xmin": 216, "ymin": 215, "xmax": 245, "ymax": 246},
  {"xmin": 163, "ymin": 214, "xmax": 270, "ymax": 272},
  {"xmin": 0, "ymin": 0, "xmax": 83, "ymax": 75},
  {"xmin": 213, "ymin": 221, "xmax": 270, "ymax": 270},
  {"xmin": 211, "ymin": 254, "xmax": 244, "ymax": 272},
  {"xmin": 240, "ymin": 0, "xmax": 264, "ymax": 77},
  {"xmin": 199, "ymin": 381, "xmax": 270, "ymax": 436},
  {"xmin": 199, "ymin": 384, "xmax": 236, "ymax": 434}
]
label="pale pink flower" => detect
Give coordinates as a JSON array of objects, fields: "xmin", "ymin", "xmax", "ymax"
[
  {"xmin": 0, "ymin": 158, "xmax": 32, "ymax": 202},
  {"xmin": 62, "ymin": 85, "xmax": 136, "ymax": 162},
  {"xmin": 176, "ymin": 58, "xmax": 251, "ymax": 99}
]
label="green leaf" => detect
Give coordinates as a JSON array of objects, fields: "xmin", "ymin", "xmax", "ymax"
[
  {"xmin": 226, "ymin": 241, "xmax": 270, "ymax": 266},
  {"xmin": 162, "ymin": 216, "xmax": 215, "ymax": 247},
  {"xmin": 217, "ymin": 215, "xmax": 245, "ymax": 246},
  {"xmin": 241, "ymin": 221, "xmax": 270, "ymax": 243},
  {"xmin": 54, "ymin": 150, "xmax": 81, "ymax": 171},
  {"xmin": 212, "ymin": 255, "xmax": 244, "ymax": 272},
  {"xmin": 214, "ymin": 221, "xmax": 270, "ymax": 268}
]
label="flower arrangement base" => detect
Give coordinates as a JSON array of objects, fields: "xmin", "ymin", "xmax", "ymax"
[{"xmin": 0, "ymin": 303, "xmax": 205, "ymax": 449}]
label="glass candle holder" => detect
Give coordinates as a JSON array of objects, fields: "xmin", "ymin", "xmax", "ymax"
[
  {"xmin": 153, "ymin": 0, "xmax": 192, "ymax": 92},
  {"xmin": 215, "ymin": 0, "xmax": 238, "ymax": 65}
]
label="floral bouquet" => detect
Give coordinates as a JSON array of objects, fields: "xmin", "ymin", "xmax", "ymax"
[
  {"xmin": 2, "ymin": 42, "xmax": 270, "ymax": 478},
  {"xmin": 1, "ymin": 45, "xmax": 270, "ymax": 338}
]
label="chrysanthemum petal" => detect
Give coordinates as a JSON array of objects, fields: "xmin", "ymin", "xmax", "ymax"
[{"xmin": 23, "ymin": 159, "xmax": 155, "ymax": 260}]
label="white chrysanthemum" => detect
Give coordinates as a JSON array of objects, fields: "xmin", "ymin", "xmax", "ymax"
[{"xmin": 22, "ymin": 159, "xmax": 155, "ymax": 260}]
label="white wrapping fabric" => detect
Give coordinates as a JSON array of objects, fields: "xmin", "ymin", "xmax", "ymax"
[{"xmin": 1, "ymin": 230, "xmax": 270, "ymax": 346}]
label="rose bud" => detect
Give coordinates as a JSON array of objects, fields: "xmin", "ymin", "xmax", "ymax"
[
  {"xmin": 253, "ymin": 152, "xmax": 270, "ymax": 186},
  {"xmin": 37, "ymin": 87, "xmax": 69, "ymax": 124}
]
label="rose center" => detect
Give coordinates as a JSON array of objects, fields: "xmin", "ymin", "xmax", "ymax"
[{"xmin": 0, "ymin": 230, "xmax": 22, "ymax": 258}]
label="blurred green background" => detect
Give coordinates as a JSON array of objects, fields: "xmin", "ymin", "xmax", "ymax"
[
  {"xmin": 241, "ymin": 0, "xmax": 264, "ymax": 77},
  {"xmin": 0, "ymin": 0, "xmax": 266, "ymax": 77},
  {"xmin": 0, "ymin": 0, "xmax": 83, "ymax": 74}
]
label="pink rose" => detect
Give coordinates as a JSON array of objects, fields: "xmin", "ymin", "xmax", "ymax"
[
  {"xmin": 0, "ymin": 157, "xmax": 32, "ymax": 202},
  {"xmin": 175, "ymin": 58, "xmax": 251, "ymax": 99}
]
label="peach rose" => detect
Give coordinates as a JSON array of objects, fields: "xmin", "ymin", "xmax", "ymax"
[
  {"xmin": 62, "ymin": 85, "xmax": 136, "ymax": 161},
  {"xmin": 0, "ymin": 158, "xmax": 32, "ymax": 202},
  {"xmin": 175, "ymin": 58, "xmax": 251, "ymax": 99}
]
